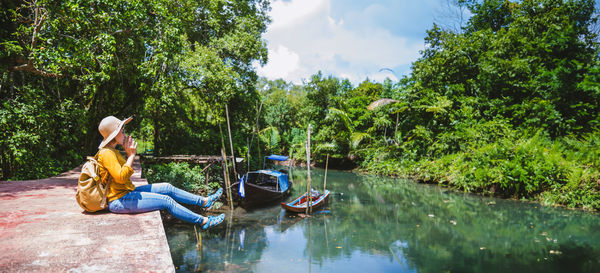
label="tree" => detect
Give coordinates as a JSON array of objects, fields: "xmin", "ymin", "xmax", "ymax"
[
  {"xmin": 410, "ymin": 0, "xmax": 600, "ymax": 138},
  {"xmin": 0, "ymin": 0, "xmax": 270, "ymax": 179}
]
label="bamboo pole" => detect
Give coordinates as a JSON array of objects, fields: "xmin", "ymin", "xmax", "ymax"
[
  {"xmin": 305, "ymin": 140, "xmax": 310, "ymax": 215},
  {"xmin": 288, "ymin": 150, "xmax": 293, "ymax": 183},
  {"xmin": 224, "ymin": 212, "xmax": 234, "ymax": 266},
  {"xmin": 248, "ymin": 101, "xmax": 263, "ymax": 171},
  {"xmin": 200, "ymin": 162, "xmax": 213, "ymax": 173},
  {"xmin": 205, "ymin": 167, "xmax": 209, "ymax": 187},
  {"xmin": 225, "ymin": 104, "xmax": 238, "ymax": 179},
  {"xmin": 228, "ymin": 212, "xmax": 235, "ymax": 265},
  {"xmin": 308, "ymin": 218, "xmax": 312, "ymax": 273},
  {"xmin": 394, "ymin": 112, "xmax": 399, "ymax": 144},
  {"xmin": 221, "ymin": 148, "xmax": 234, "ymax": 210},
  {"xmin": 193, "ymin": 225, "xmax": 203, "ymax": 271},
  {"xmin": 324, "ymin": 154, "xmax": 329, "ymax": 192},
  {"xmin": 306, "ymin": 124, "xmax": 312, "ymax": 214},
  {"xmin": 247, "ymin": 137, "xmax": 250, "ymax": 172},
  {"xmin": 257, "ymin": 135, "xmax": 261, "ymax": 170},
  {"xmin": 219, "ymin": 123, "xmax": 226, "ymax": 156},
  {"xmin": 218, "ymin": 122, "xmax": 234, "ymax": 210}
]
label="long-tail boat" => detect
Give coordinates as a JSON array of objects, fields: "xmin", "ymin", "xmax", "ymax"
[
  {"xmin": 281, "ymin": 189, "xmax": 330, "ymax": 213},
  {"xmin": 232, "ymin": 155, "xmax": 292, "ymax": 208}
]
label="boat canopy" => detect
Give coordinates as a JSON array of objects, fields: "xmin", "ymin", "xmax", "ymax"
[
  {"xmin": 249, "ymin": 169, "xmax": 289, "ymax": 192},
  {"xmin": 266, "ymin": 154, "xmax": 289, "ymax": 161}
]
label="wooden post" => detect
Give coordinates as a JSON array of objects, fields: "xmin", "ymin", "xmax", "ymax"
[
  {"xmin": 288, "ymin": 150, "xmax": 293, "ymax": 183},
  {"xmin": 221, "ymin": 148, "xmax": 234, "ymax": 210},
  {"xmin": 306, "ymin": 124, "xmax": 312, "ymax": 214},
  {"xmin": 305, "ymin": 140, "xmax": 309, "ymax": 214},
  {"xmin": 205, "ymin": 168, "xmax": 209, "ymax": 187},
  {"xmin": 324, "ymin": 154, "xmax": 329, "ymax": 192},
  {"xmin": 193, "ymin": 225, "xmax": 202, "ymax": 251},
  {"xmin": 225, "ymin": 104, "xmax": 238, "ymax": 179},
  {"xmin": 248, "ymin": 100, "xmax": 263, "ymax": 171},
  {"xmin": 307, "ymin": 215, "xmax": 312, "ymax": 273},
  {"xmin": 394, "ymin": 112, "xmax": 399, "ymax": 144},
  {"xmin": 247, "ymin": 137, "xmax": 251, "ymax": 173}
]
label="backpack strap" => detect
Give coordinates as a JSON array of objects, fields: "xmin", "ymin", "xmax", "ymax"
[
  {"xmin": 92, "ymin": 151, "xmax": 112, "ymax": 209},
  {"xmin": 100, "ymin": 174, "xmax": 112, "ymax": 209}
]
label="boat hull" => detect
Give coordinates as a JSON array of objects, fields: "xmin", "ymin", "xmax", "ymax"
[
  {"xmin": 232, "ymin": 181, "xmax": 291, "ymax": 208},
  {"xmin": 281, "ymin": 190, "xmax": 330, "ymax": 213}
]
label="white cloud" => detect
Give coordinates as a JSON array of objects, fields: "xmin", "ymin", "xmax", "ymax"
[
  {"xmin": 256, "ymin": 0, "xmax": 429, "ymax": 85},
  {"xmin": 269, "ymin": 0, "xmax": 327, "ymax": 30},
  {"xmin": 256, "ymin": 45, "xmax": 300, "ymax": 79}
]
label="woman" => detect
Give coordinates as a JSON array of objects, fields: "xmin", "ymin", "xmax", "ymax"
[{"xmin": 97, "ymin": 115, "xmax": 224, "ymax": 230}]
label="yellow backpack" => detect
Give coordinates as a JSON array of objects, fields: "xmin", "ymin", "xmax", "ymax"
[{"xmin": 75, "ymin": 154, "xmax": 112, "ymax": 212}]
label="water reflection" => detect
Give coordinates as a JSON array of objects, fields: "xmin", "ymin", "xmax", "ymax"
[{"xmin": 165, "ymin": 169, "xmax": 600, "ymax": 273}]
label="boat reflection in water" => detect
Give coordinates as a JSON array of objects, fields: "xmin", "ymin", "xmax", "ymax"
[{"xmin": 166, "ymin": 168, "xmax": 600, "ymax": 273}]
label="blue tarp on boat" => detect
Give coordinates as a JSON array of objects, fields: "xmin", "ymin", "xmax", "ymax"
[
  {"xmin": 267, "ymin": 154, "xmax": 289, "ymax": 161},
  {"xmin": 238, "ymin": 176, "xmax": 246, "ymax": 197},
  {"xmin": 254, "ymin": 170, "xmax": 289, "ymax": 192},
  {"xmin": 238, "ymin": 169, "xmax": 290, "ymax": 198}
]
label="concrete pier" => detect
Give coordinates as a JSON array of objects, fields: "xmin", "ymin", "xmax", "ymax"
[{"xmin": 0, "ymin": 158, "xmax": 175, "ymax": 272}]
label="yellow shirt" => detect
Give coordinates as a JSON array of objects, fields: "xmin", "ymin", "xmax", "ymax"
[{"xmin": 97, "ymin": 147, "xmax": 136, "ymax": 202}]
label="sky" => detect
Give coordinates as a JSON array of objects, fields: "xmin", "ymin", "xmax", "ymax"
[{"xmin": 254, "ymin": 0, "xmax": 472, "ymax": 85}]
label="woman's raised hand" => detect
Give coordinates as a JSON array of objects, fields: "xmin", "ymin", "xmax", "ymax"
[{"xmin": 124, "ymin": 135, "xmax": 138, "ymax": 157}]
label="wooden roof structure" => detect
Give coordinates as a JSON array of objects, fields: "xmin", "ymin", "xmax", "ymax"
[{"xmin": 140, "ymin": 155, "xmax": 244, "ymax": 165}]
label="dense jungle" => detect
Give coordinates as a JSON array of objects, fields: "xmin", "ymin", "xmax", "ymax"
[{"xmin": 2, "ymin": 0, "xmax": 600, "ymax": 210}]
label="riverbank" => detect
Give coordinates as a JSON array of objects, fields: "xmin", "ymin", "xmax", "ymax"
[
  {"xmin": 273, "ymin": 141, "xmax": 600, "ymax": 213},
  {"xmin": 0, "ymin": 157, "xmax": 175, "ymax": 272},
  {"xmin": 355, "ymin": 133, "xmax": 600, "ymax": 212}
]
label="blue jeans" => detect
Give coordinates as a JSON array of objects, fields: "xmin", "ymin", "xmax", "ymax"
[{"xmin": 108, "ymin": 183, "xmax": 205, "ymax": 225}]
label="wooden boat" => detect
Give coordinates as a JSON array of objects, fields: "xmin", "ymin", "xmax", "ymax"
[
  {"xmin": 231, "ymin": 155, "xmax": 292, "ymax": 208},
  {"xmin": 281, "ymin": 190, "xmax": 330, "ymax": 213}
]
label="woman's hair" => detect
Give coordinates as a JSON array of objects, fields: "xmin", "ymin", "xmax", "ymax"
[
  {"xmin": 107, "ymin": 138, "xmax": 117, "ymax": 147},
  {"xmin": 105, "ymin": 128, "xmax": 123, "ymax": 147}
]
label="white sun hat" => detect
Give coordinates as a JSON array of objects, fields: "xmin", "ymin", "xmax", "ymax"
[{"xmin": 98, "ymin": 116, "xmax": 132, "ymax": 149}]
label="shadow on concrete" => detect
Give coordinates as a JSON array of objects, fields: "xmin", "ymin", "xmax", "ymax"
[
  {"xmin": 0, "ymin": 159, "xmax": 175, "ymax": 272},
  {"xmin": 0, "ymin": 179, "xmax": 76, "ymax": 195}
]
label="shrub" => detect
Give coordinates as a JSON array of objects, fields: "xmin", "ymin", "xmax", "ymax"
[
  {"xmin": 361, "ymin": 127, "xmax": 600, "ymax": 211},
  {"xmin": 143, "ymin": 162, "xmax": 220, "ymax": 195}
]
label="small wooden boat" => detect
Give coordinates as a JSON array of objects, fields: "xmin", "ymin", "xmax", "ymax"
[
  {"xmin": 281, "ymin": 190, "xmax": 330, "ymax": 213},
  {"xmin": 231, "ymin": 155, "xmax": 292, "ymax": 208}
]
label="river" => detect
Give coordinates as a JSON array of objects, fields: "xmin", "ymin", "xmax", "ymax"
[{"xmin": 164, "ymin": 168, "xmax": 600, "ymax": 272}]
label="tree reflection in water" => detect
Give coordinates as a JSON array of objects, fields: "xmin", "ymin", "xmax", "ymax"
[{"xmin": 165, "ymin": 168, "xmax": 600, "ymax": 273}]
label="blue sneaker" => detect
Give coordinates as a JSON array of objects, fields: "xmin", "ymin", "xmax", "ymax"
[
  {"xmin": 202, "ymin": 188, "xmax": 223, "ymax": 208},
  {"xmin": 201, "ymin": 213, "xmax": 225, "ymax": 230}
]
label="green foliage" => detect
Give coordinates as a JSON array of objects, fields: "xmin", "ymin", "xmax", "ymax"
[
  {"xmin": 412, "ymin": 0, "xmax": 600, "ymax": 136},
  {"xmin": 255, "ymin": 0, "xmax": 600, "ymax": 210},
  {"xmin": 0, "ymin": 83, "xmax": 86, "ymax": 180},
  {"xmin": 2, "ymin": 0, "xmax": 599, "ymax": 212},
  {"xmin": 258, "ymin": 126, "xmax": 281, "ymax": 154},
  {"xmin": 143, "ymin": 162, "xmax": 219, "ymax": 194},
  {"xmin": 1, "ymin": 0, "xmax": 269, "ymax": 179}
]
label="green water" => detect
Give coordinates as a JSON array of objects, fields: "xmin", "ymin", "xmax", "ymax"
[{"xmin": 164, "ymin": 168, "xmax": 600, "ymax": 273}]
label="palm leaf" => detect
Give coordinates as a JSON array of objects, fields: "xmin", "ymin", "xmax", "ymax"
[
  {"xmin": 367, "ymin": 98, "xmax": 399, "ymax": 111},
  {"xmin": 326, "ymin": 107, "xmax": 354, "ymax": 134},
  {"xmin": 351, "ymin": 131, "xmax": 371, "ymax": 149}
]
